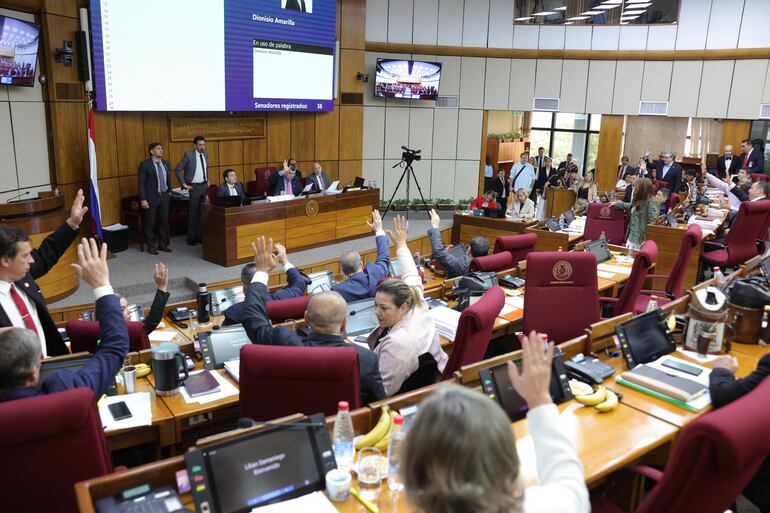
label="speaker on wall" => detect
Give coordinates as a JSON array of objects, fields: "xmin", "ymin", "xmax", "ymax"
[{"xmin": 75, "ymin": 30, "xmax": 90, "ymax": 85}]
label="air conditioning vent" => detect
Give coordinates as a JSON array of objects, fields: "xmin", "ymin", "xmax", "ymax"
[
  {"xmin": 435, "ymin": 96, "xmax": 459, "ymax": 108},
  {"xmin": 759, "ymin": 104, "xmax": 770, "ymax": 119},
  {"xmin": 639, "ymin": 101, "xmax": 668, "ymax": 116},
  {"xmin": 533, "ymin": 97, "xmax": 560, "ymax": 111}
]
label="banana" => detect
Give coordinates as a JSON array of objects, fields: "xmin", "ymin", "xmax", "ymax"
[
  {"xmin": 594, "ymin": 388, "xmax": 619, "ymax": 413},
  {"xmin": 355, "ymin": 406, "xmax": 391, "ymax": 450},
  {"xmin": 574, "ymin": 386, "xmax": 607, "ymax": 406},
  {"xmin": 374, "ymin": 410, "xmax": 398, "ymax": 452},
  {"xmin": 134, "ymin": 363, "xmax": 151, "ymax": 378}
]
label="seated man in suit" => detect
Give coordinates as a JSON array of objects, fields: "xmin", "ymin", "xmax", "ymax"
[
  {"xmin": 332, "ymin": 210, "xmax": 390, "ymax": 302},
  {"xmin": 0, "ymin": 238, "xmax": 128, "ymax": 402},
  {"xmin": 270, "ymin": 165, "xmax": 303, "ymax": 196},
  {"xmin": 269, "ymin": 159, "xmax": 303, "ymax": 193},
  {"xmin": 427, "ymin": 209, "xmax": 488, "ymax": 278},
  {"xmin": 118, "ymin": 263, "xmax": 170, "ymax": 335},
  {"xmin": 223, "ymin": 242, "xmax": 306, "ymax": 326},
  {"xmin": 716, "ymin": 144, "xmax": 740, "ymax": 180},
  {"xmin": 622, "ymin": 171, "xmax": 638, "ymax": 203},
  {"xmin": 656, "ymin": 188, "xmax": 671, "ymax": 215},
  {"xmin": 0, "ymin": 189, "xmax": 87, "ymax": 357},
  {"xmin": 243, "ymin": 236, "xmax": 386, "ymax": 404},
  {"xmin": 305, "ymin": 162, "xmax": 331, "ymax": 193},
  {"xmin": 645, "ymin": 149, "xmax": 683, "ymax": 194},
  {"xmin": 215, "ymin": 169, "xmax": 246, "ymax": 203}
]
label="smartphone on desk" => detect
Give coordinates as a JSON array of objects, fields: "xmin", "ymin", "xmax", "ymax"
[{"xmin": 107, "ymin": 401, "xmax": 132, "ymax": 421}]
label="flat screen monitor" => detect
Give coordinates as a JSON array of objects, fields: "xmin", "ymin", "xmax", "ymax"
[
  {"xmin": 615, "ymin": 309, "xmax": 675, "ymax": 368},
  {"xmin": 374, "ymin": 58, "xmax": 441, "ymax": 100},
  {"xmin": 0, "ymin": 15, "xmax": 40, "ymax": 88},
  {"xmin": 199, "ymin": 325, "xmax": 251, "ymax": 370},
  {"xmin": 89, "ymin": 0, "xmax": 336, "ymax": 111},
  {"xmin": 346, "ymin": 298, "xmax": 377, "ymax": 336},
  {"xmin": 306, "ymin": 270, "xmax": 333, "ymax": 295}
]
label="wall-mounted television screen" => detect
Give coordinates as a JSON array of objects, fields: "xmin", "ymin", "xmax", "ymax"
[
  {"xmin": 374, "ymin": 59, "xmax": 441, "ymax": 101},
  {"xmin": 0, "ymin": 15, "xmax": 40, "ymax": 88}
]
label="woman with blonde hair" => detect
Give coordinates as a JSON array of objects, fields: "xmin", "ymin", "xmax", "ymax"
[
  {"xmin": 402, "ymin": 331, "xmax": 590, "ymax": 513},
  {"xmin": 470, "ymin": 190, "xmax": 498, "ymax": 211},
  {"xmin": 612, "ymin": 177, "xmax": 659, "ymax": 249},
  {"xmin": 572, "ymin": 170, "xmax": 598, "ymax": 215},
  {"xmin": 367, "ymin": 215, "xmax": 448, "ymax": 396},
  {"xmin": 510, "ymin": 188, "xmax": 535, "ymax": 219}
]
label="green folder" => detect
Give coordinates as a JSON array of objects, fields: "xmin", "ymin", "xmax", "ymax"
[{"xmin": 616, "ymin": 377, "xmax": 707, "ymax": 413}]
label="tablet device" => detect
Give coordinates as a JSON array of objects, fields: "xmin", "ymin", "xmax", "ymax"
[
  {"xmin": 389, "ymin": 260, "xmax": 402, "ymax": 277},
  {"xmin": 545, "ymin": 218, "xmax": 561, "ymax": 232},
  {"xmin": 198, "ymin": 325, "xmax": 251, "ymax": 370},
  {"xmin": 614, "ymin": 309, "xmax": 675, "ymax": 369},
  {"xmin": 562, "ymin": 209, "xmax": 576, "ymax": 226},
  {"xmin": 584, "ymin": 239, "xmax": 611, "ymax": 263},
  {"xmin": 666, "ymin": 211, "xmax": 679, "ymax": 228}
]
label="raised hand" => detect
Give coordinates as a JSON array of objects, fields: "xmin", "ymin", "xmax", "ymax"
[
  {"xmin": 507, "ymin": 331, "xmax": 554, "ymax": 409},
  {"xmin": 251, "ymin": 236, "xmax": 278, "ymax": 274},
  {"xmin": 71, "ymin": 238, "xmax": 110, "ymax": 289},
  {"xmin": 386, "ymin": 214, "xmax": 409, "ymax": 248},
  {"xmin": 274, "ymin": 242, "xmax": 289, "ymax": 266},
  {"xmin": 429, "ymin": 209, "xmax": 441, "ymax": 230},
  {"xmin": 67, "ymin": 188, "xmax": 89, "ymax": 228},
  {"xmin": 366, "ymin": 209, "xmax": 383, "ymax": 233},
  {"xmin": 153, "ymin": 262, "xmax": 168, "ymax": 292}
]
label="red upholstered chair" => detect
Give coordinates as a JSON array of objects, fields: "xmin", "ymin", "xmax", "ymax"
[
  {"xmin": 0, "ymin": 388, "xmax": 113, "ymax": 513},
  {"xmin": 583, "ymin": 203, "xmax": 626, "ymax": 245},
  {"xmin": 246, "ymin": 180, "xmax": 259, "ymax": 195},
  {"xmin": 440, "ymin": 286, "xmax": 505, "ymax": 380},
  {"xmin": 751, "ymin": 172, "xmax": 768, "ymax": 182},
  {"xmin": 635, "ymin": 224, "xmax": 702, "ymax": 313},
  {"xmin": 239, "ymin": 345, "xmax": 360, "ymax": 420},
  {"xmin": 254, "ymin": 166, "xmax": 278, "ymax": 196},
  {"xmin": 66, "ymin": 319, "xmax": 150, "ymax": 353},
  {"xmin": 701, "ymin": 200, "xmax": 770, "ymax": 268},
  {"xmin": 469, "ymin": 252, "xmax": 515, "ymax": 273},
  {"xmin": 652, "ymin": 179, "xmax": 668, "ymax": 192},
  {"xmin": 205, "ymin": 184, "xmax": 217, "ymax": 205},
  {"xmin": 265, "ymin": 295, "xmax": 312, "ymax": 324},
  {"xmin": 668, "ymin": 192, "xmax": 681, "ymax": 210},
  {"xmin": 492, "ymin": 232, "xmax": 537, "ymax": 263},
  {"xmin": 601, "ymin": 240, "xmax": 657, "ymax": 316},
  {"xmin": 523, "ymin": 252, "xmax": 601, "ymax": 343},
  {"xmin": 591, "ymin": 376, "xmax": 770, "ymax": 513}
]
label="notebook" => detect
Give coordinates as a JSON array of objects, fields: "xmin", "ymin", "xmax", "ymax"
[
  {"xmin": 223, "ymin": 359, "xmax": 240, "ymax": 383},
  {"xmin": 619, "ymin": 364, "xmax": 707, "ymax": 402},
  {"xmin": 183, "ymin": 370, "xmax": 221, "ymax": 398}
]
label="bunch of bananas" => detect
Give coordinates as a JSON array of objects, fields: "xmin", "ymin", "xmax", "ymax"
[
  {"xmin": 355, "ymin": 405, "xmax": 398, "ymax": 452},
  {"xmin": 133, "ymin": 363, "xmax": 152, "ymax": 378},
  {"xmin": 574, "ymin": 386, "xmax": 618, "ymax": 413}
]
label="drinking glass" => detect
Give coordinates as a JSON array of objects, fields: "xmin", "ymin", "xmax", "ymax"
[
  {"xmin": 188, "ymin": 309, "xmax": 198, "ymax": 339},
  {"xmin": 357, "ymin": 447, "xmax": 382, "ymax": 502}
]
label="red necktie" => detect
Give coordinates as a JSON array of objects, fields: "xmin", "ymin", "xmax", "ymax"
[
  {"xmin": 286, "ymin": 178, "xmax": 292, "ymax": 195},
  {"xmin": 744, "ymin": 154, "xmax": 749, "ymax": 167},
  {"xmin": 9, "ymin": 285, "xmax": 38, "ymax": 336}
]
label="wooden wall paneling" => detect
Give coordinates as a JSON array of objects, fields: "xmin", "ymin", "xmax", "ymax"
[
  {"xmin": 114, "ymin": 113, "xmax": 145, "ymax": 176},
  {"xmin": 623, "ymin": 116, "xmax": 689, "ymax": 164},
  {"xmin": 50, "ymin": 102, "xmax": 88, "ymax": 184},
  {"xmin": 243, "ymin": 136, "xmax": 267, "ymax": 166},
  {"xmin": 318, "ymin": 160, "xmax": 340, "ymax": 182},
  {"xmin": 339, "ymin": 49, "xmax": 365, "ymax": 95},
  {"xmin": 205, "ymin": 141, "xmax": 220, "ymax": 168},
  {"xmin": 719, "ymin": 120, "xmax": 751, "ymax": 152},
  {"xmin": 93, "ymin": 112, "xmax": 118, "ymax": 178},
  {"xmin": 338, "ymin": 160, "xmax": 362, "ymax": 187},
  {"xmin": 290, "ymin": 113, "xmax": 315, "ymax": 161},
  {"xmin": 118, "ymin": 175, "xmax": 138, "ymax": 199},
  {"xmin": 339, "ymin": 106, "xmax": 363, "ymax": 160},
  {"xmin": 340, "ymin": 0, "xmax": 365, "ymax": 50},
  {"xmin": 2, "ymin": 0, "xmax": 42, "ymax": 13},
  {"xmin": 267, "ymin": 112, "xmax": 291, "ymax": 163},
  {"xmin": 142, "ymin": 112, "xmax": 170, "ymax": 161},
  {"xmin": 96, "ymin": 177, "xmax": 121, "ymax": 225},
  {"xmin": 168, "ymin": 142, "xmax": 190, "ymax": 187},
  {"xmin": 41, "ymin": 14, "xmax": 83, "ymax": 97},
  {"xmin": 42, "ymin": 0, "xmax": 79, "ymax": 17},
  {"xmin": 315, "ymin": 110, "xmax": 340, "ymax": 160},
  {"xmin": 219, "ymin": 140, "xmax": 244, "ymax": 166},
  {"xmin": 595, "ymin": 115, "xmax": 624, "ymax": 193}
]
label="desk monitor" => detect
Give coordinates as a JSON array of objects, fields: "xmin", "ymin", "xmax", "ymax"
[
  {"xmin": 614, "ymin": 309, "xmax": 675, "ymax": 369},
  {"xmin": 307, "ymin": 270, "xmax": 334, "ymax": 295},
  {"xmin": 545, "ymin": 218, "xmax": 561, "ymax": 232},
  {"xmin": 483, "ymin": 206, "xmax": 504, "ymax": 218},
  {"xmin": 185, "ymin": 413, "xmax": 336, "ymax": 513},
  {"xmin": 216, "ymin": 195, "xmax": 244, "ymax": 208},
  {"xmin": 346, "ymin": 298, "xmax": 378, "ymax": 336},
  {"xmin": 211, "ymin": 286, "xmax": 244, "ymax": 316},
  {"xmin": 198, "ymin": 325, "xmax": 251, "ymax": 371},
  {"xmin": 760, "ymin": 254, "xmax": 770, "ymax": 285},
  {"xmin": 353, "ymin": 176, "xmax": 365, "ymax": 188},
  {"xmin": 666, "ymin": 211, "xmax": 679, "ymax": 228},
  {"xmin": 584, "ymin": 239, "xmax": 611, "ymax": 264},
  {"xmin": 39, "ymin": 353, "xmax": 117, "ymax": 394},
  {"xmin": 562, "ymin": 209, "xmax": 576, "ymax": 226}
]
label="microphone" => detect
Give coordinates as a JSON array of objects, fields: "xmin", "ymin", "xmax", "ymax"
[
  {"xmin": 348, "ymin": 304, "xmax": 376, "ymax": 316},
  {"xmin": 6, "ymin": 190, "xmax": 30, "ymax": 203},
  {"xmin": 219, "ymin": 290, "xmax": 244, "ymax": 303}
]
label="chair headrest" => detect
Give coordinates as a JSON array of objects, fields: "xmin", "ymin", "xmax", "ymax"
[
  {"xmin": 470, "ymin": 252, "xmax": 514, "ymax": 272},
  {"xmin": 587, "ymin": 202, "xmax": 624, "ymax": 220},
  {"xmin": 494, "ymin": 232, "xmax": 538, "ymax": 252},
  {"xmin": 525, "ymin": 252, "xmax": 598, "ymax": 287}
]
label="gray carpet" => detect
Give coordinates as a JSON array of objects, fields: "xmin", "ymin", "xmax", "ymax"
[{"xmin": 50, "ymin": 211, "xmax": 454, "ymax": 309}]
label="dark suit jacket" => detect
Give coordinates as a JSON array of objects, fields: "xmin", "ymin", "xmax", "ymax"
[
  {"xmin": 0, "ymin": 222, "xmax": 79, "ymax": 356},
  {"xmin": 716, "ymin": 156, "xmax": 740, "ymax": 180},
  {"xmin": 616, "ymin": 164, "xmax": 637, "ymax": 181},
  {"xmin": 222, "ymin": 267, "xmax": 307, "ymax": 326},
  {"xmin": 740, "ymin": 149, "xmax": 765, "ymax": 174},
  {"xmin": 491, "ymin": 176, "xmax": 509, "ymax": 199},
  {"xmin": 428, "ymin": 228, "xmax": 469, "ymax": 278},
  {"xmin": 558, "ymin": 160, "xmax": 576, "ymax": 172},
  {"xmin": 284, "ymin": 0, "xmax": 308, "ymax": 12},
  {"xmin": 138, "ymin": 159, "xmax": 171, "ymax": 205},
  {"xmin": 647, "ymin": 160, "xmax": 683, "ymax": 194},
  {"xmin": 215, "ymin": 182, "xmax": 246, "ymax": 203},
  {"xmin": 305, "ymin": 172, "xmax": 331, "ymax": 193},
  {"xmin": 533, "ymin": 155, "xmax": 547, "ymax": 170},
  {"xmin": 332, "ymin": 234, "xmax": 389, "ymax": 302},
  {"xmin": 242, "ymin": 281, "xmax": 386, "ymax": 404},
  {"xmin": 174, "ymin": 150, "xmax": 209, "ymax": 185},
  {"xmin": 270, "ymin": 174, "xmax": 304, "ymax": 196},
  {"xmin": 623, "ymin": 185, "xmax": 634, "ymax": 203},
  {"xmin": 0, "ymin": 294, "xmax": 128, "ymax": 403},
  {"xmin": 142, "ymin": 289, "xmax": 170, "ymax": 334}
]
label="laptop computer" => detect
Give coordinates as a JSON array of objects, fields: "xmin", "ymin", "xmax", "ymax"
[
  {"xmin": 346, "ymin": 298, "xmax": 378, "ymax": 336},
  {"xmin": 483, "ymin": 206, "xmax": 505, "ymax": 218},
  {"xmin": 216, "ymin": 195, "xmax": 244, "ymax": 208}
]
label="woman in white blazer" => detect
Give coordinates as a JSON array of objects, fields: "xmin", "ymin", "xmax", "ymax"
[{"xmin": 510, "ymin": 188, "xmax": 536, "ymax": 219}]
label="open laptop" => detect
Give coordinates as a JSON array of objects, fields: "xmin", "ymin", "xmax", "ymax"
[
  {"xmin": 346, "ymin": 298, "xmax": 378, "ymax": 337},
  {"xmin": 216, "ymin": 195, "xmax": 244, "ymax": 208}
]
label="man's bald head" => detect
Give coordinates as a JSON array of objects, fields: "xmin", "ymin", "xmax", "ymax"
[{"xmin": 305, "ymin": 291, "xmax": 347, "ymax": 335}]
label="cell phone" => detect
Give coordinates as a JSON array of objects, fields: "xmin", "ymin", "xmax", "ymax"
[
  {"xmin": 107, "ymin": 401, "xmax": 133, "ymax": 421},
  {"xmin": 661, "ymin": 358, "xmax": 703, "ymax": 376}
]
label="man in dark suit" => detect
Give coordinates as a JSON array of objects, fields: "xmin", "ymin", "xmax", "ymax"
[
  {"xmin": 533, "ymin": 146, "xmax": 548, "ymax": 171},
  {"xmin": 557, "ymin": 153, "xmax": 577, "ymax": 174},
  {"xmin": 223, "ymin": 242, "xmax": 307, "ymax": 326},
  {"xmin": 0, "ymin": 189, "xmax": 87, "ymax": 357},
  {"xmin": 269, "ymin": 159, "xmax": 304, "ymax": 194},
  {"xmin": 215, "ymin": 169, "xmax": 246, "ymax": 204},
  {"xmin": 716, "ymin": 144, "xmax": 740, "ymax": 180},
  {"xmin": 138, "ymin": 142, "xmax": 172, "ymax": 255},
  {"xmin": 118, "ymin": 263, "xmax": 170, "ymax": 335},
  {"xmin": 243, "ymin": 236, "xmax": 386, "ymax": 404},
  {"xmin": 270, "ymin": 165, "xmax": 303, "ymax": 196},
  {"xmin": 616, "ymin": 155, "xmax": 635, "ymax": 182},
  {"xmin": 491, "ymin": 168, "xmax": 509, "ymax": 208},
  {"xmin": 175, "ymin": 135, "xmax": 209, "ymax": 246},
  {"xmin": 305, "ymin": 162, "xmax": 331, "ymax": 193},
  {"xmin": 332, "ymin": 210, "xmax": 390, "ymax": 302},
  {"xmin": 0, "ymin": 238, "xmax": 128, "ymax": 402},
  {"xmin": 284, "ymin": 0, "xmax": 309, "ymax": 12},
  {"xmin": 646, "ymin": 150, "xmax": 682, "ymax": 195},
  {"xmin": 622, "ymin": 171, "xmax": 637, "ymax": 203},
  {"xmin": 739, "ymin": 138, "xmax": 766, "ymax": 176}
]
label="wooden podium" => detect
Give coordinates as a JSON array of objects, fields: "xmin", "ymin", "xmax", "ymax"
[
  {"xmin": 0, "ymin": 195, "xmax": 79, "ymax": 302},
  {"xmin": 545, "ymin": 187, "xmax": 576, "ymax": 218}
]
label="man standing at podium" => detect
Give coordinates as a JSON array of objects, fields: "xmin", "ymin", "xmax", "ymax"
[
  {"xmin": 0, "ymin": 189, "xmax": 88, "ymax": 357},
  {"xmin": 175, "ymin": 135, "xmax": 209, "ymax": 246},
  {"xmin": 138, "ymin": 142, "xmax": 172, "ymax": 255}
]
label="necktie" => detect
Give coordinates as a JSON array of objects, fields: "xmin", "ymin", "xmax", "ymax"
[
  {"xmin": 286, "ymin": 178, "xmax": 292, "ymax": 195},
  {"xmin": 318, "ymin": 175, "xmax": 324, "ymax": 189},
  {"xmin": 298, "ymin": 0, "xmax": 306, "ymax": 11},
  {"xmin": 10, "ymin": 285, "xmax": 38, "ymax": 336},
  {"xmin": 155, "ymin": 161, "xmax": 166, "ymax": 193},
  {"xmin": 199, "ymin": 153, "xmax": 207, "ymax": 182},
  {"xmin": 744, "ymin": 153, "xmax": 749, "ymax": 167}
]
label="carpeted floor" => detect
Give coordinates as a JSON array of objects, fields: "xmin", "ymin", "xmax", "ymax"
[{"xmin": 50, "ymin": 211, "xmax": 454, "ymax": 309}]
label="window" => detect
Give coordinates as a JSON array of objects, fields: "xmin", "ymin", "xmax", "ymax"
[
  {"xmin": 530, "ymin": 112, "xmax": 601, "ymax": 174},
  {"xmin": 514, "ymin": 0, "xmax": 681, "ymax": 26}
]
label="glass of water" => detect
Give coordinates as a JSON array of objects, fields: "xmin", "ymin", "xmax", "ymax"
[
  {"xmin": 357, "ymin": 447, "xmax": 382, "ymax": 502},
  {"xmin": 188, "ymin": 309, "xmax": 198, "ymax": 339}
]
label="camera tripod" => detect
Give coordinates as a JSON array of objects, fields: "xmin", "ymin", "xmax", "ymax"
[{"xmin": 382, "ymin": 147, "xmax": 430, "ymax": 220}]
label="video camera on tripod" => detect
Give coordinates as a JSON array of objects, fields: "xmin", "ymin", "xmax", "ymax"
[
  {"xmin": 401, "ymin": 145, "xmax": 421, "ymax": 163},
  {"xmin": 383, "ymin": 145, "xmax": 428, "ymax": 219}
]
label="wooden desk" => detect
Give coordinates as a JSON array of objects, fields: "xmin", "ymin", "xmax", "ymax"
[
  {"xmin": 545, "ymin": 187, "xmax": 576, "ymax": 219},
  {"xmin": 202, "ymin": 189, "xmax": 379, "ymax": 267},
  {"xmin": 450, "ymin": 213, "xmax": 537, "ymax": 247},
  {"xmin": 646, "ymin": 223, "xmax": 704, "ymax": 293},
  {"xmin": 525, "ymin": 224, "xmax": 583, "ymax": 251},
  {"xmin": 106, "ymin": 380, "xmax": 176, "ymax": 454}
]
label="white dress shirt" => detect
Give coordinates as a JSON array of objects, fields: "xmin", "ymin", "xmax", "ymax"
[
  {"xmin": 192, "ymin": 151, "xmax": 206, "ymax": 183},
  {"xmin": 227, "ymin": 183, "xmax": 237, "ymax": 196},
  {"xmin": 511, "ymin": 163, "xmax": 536, "ymax": 194},
  {"xmin": 0, "ymin": 281, "xmax": 47, "ymax": 357}
]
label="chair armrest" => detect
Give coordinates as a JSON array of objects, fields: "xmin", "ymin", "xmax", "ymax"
[
  {"xmin": 628, "ymin": 465, "xmax": 663, "ymax": 483},
  {"xmin": 703, "ymin": 241, "xmax": 725, "ymax": 250},
  {"xmin": 647, "ymin": 273, "xmax": 669, "ymax": 281},
  {"xmin": 640, "ymin": 288, "xmax": 668, "ymax": 296},
  {"xmin": 599, "ymin": 297, "xmax": 619, "ymax": 304}
]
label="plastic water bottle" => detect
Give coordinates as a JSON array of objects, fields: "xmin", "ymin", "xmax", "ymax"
[
  {"xmin": 387, "ymin": 414, "xmax": 406, "ymax": 492},
  {"xmin": 713, "ymin": 267, "xmax": 727, "ymax": 289},
  {"xmin": 645, "ymin": 295, "xmax": 660, "ymax": 313},
  {"xmin": 600, "ymin": 231, "xmax": 606, "ymax": 241},
  {"xmin": 332, "ymin": 401, "xmax": 355, "ymax": 473}
]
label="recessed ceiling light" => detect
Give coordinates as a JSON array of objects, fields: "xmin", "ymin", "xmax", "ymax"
[
  {"xmin": 602, "ymin": 0, "xmax": 623, "ymax": 4},
  {"xmin": 627, "ymin": 2, "xmax": 651, "ymax": 6},
  {"xmin": 595, "ymin": 4, "xmax": 621, "ymax": 9},
  {"xmin": 620, "ymin": 21, "xmax": 629, "ymax": 24},
  {"xmin": 533, "ymin": 11, "xmax": 557, "ymax": 15},
  {"xmin": 515, "ymin": 16, "xmax": 533, "ymax": 20},
  {"xmin": 620, "ymin": 15, "xmax": 640, "ymax": 19},
  {"xmin": 564, "ymin": 21, "xmax": 574, "ymax": 25},
  {"xmin": 554, "ymin": 6, "xmax": 567, "ymax": 10},
  {"xmin": 566, "ymin": 16, "xmax": 590, "ymax": 20},
  {"xmin": 626, "ymin": 0, "xmax": 650, "ymax": 3},
  {"xmin": 623, "ymin": 9, "xmax": 647, "ymax": 15},
  {"xmin": 580, "ymin": 11, "xmax": 604, "ymax": 15}
]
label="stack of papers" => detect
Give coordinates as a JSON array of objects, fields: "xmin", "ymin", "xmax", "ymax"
[
  {"xmin": 180, "ymin": 370, "xmax": 239, "ymax": 405},
  {"xmin": 266, "ymin": 194, "xmax": 296, "ymax": 203},
  {"xmin": 429, "ymin": 306, "xmax": 461, "ymax": 341},
  {"xmin": 171, "ymin": 187, "xmax": 189, "ymax": 198},
  {"xmin": 99, "ymin": 392, "xmax": 153, "ymax": 432},
  {"xmin": 250, "ymin": 491, "xmax": 338, "ymax": 512}
]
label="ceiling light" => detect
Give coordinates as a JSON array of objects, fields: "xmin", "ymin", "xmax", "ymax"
[
  {"xmin": 580, "ymin": 11, "xmax": 604, "ymax": 15},
  {"xmin": 602, "ymin": 0, "xmax": 623, "ymax": 4},
  {"xmin": 564, "ymin": 22, "xmax": 574, "ymax": 25},
  {"xmin": 626, "ymin": 0, "xmax": 650, "ymax": 3},
  {"xmin": 627, "ymin": 2, "xmax": 651, "ymax": 5},
  {"xmin": 554, "ymin": 6, "xmax": 567, "ymax": 10},
  {"xmin": 515, "ymin": 16, "xmax": 533, "ymax": 20},
  {"xmin": 533, "ymin": 11, "xmax": 557, "ymax": 15},
  {"xmin": 595, "ymin": 4, "xmax": 620, "ymax": 9},
  {"xmin": 623, "ymin": 9, "xmax": 647, "ymax": 14},
  {"xmin": 620, "ymin": 15, "xmax": 640, "ymax": 19},
  {"xmin": 566, "ymin": 16, "xmax": 590, "ymax": 20}
]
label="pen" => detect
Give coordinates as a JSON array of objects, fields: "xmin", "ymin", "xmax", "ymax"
[{"xmin": 350, "ymin": 487, "xmax": 379, "ymax": 513}]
